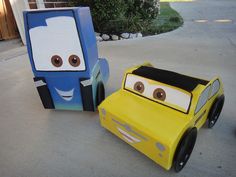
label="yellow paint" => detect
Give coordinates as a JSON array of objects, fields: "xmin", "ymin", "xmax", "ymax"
[{"xmin": 98, "ymin": 63, "xmax": 224, "ymax": 170}]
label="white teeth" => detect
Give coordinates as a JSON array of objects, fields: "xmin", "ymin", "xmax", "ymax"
[
  {"xmin": 55, "ymin": 88, "xmax": 74, "ymax": 101},
  {"xmin": 117, "ymin": 127, "xmax": 141, "ymax": 143}
]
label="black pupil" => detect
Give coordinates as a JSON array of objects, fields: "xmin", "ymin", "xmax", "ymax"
[
  {"xmin": 72, "ymin": 57, "xmax": 77, "ymax": 63},
  {"xmin": 156, "ymin": 92, "xmax": 163, "ymax": 98},
  {"xmin": 137, "ymin": 84, "xmax": 142, "ymax": 90},
  {"xmin": 55, "ymin": 58, "xmax": 60, "ymax": 64}
]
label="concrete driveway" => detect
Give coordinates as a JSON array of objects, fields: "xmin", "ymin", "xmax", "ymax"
[{"xmin": 0, "ymin": 0, "xmax": 235, "ymax": 176}]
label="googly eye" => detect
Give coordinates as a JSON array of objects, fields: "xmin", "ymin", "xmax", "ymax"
[
  {"xmin": 134, "ymin": 81, "xmax": 145, "ymax": 93},
  {"xmin": 51, "ymin": 55, "xmax": 63, "ymax": 67},
  {"xmin": 153, "ymin": 88, "xmax": 166, "ymax": 101},
  {"xmin": 69, "ymin": 55, "xmax": 81, "ymax": 67}
]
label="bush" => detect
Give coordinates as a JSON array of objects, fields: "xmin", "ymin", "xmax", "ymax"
[
  {"xmin": 69, "ymin": 0, "xmax": 159, "ymax": 34},
  {"xmin": 126, "ymin": 0, "xmax": 159, "ymax": 24}
]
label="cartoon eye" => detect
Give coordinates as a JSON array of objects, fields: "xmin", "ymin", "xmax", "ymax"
[
  {"xmin": 69, "ymin": 55, "xmax": 81, "ymax": 67},
  {"xmin": 134, "ymin": 81, "xmax": 145, "ymax": 93},
  {"xmin": 51, "ymin": 55, "xmax": 63, "ymax": 67},
  {"xmin": 153, "ymin": 88, "xmax": 166, "ymax": 101}
]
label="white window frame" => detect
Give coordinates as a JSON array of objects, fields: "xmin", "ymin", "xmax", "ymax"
[{"xmin": 35, "ymin": 0, "xmax": 45, "ymax": 9}]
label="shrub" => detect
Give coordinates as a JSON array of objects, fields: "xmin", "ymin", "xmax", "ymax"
[
  {"xmin": 126, "ymin": 0, "xmax": 159, "ymax": 24},
  {"xmin": 69, "ymin": 0, "xmax": 159, "ymax": 34}
]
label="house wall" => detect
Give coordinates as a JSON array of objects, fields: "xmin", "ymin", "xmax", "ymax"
[
  {"xmin": 9, "ymin": 0, "xmax": 29, "ymax": 45},
  {"xmin": 28, "ymin": 0, "xmax": 69, "ymax": 9},
  {"xmin": 0, "ymin": 0, "xmax": 19, "ymax": 40}
]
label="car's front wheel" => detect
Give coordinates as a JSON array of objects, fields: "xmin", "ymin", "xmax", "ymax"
[
  {"xmin": 173, "ymin": 128, "xmax": 197, "ymax": 172},
  {"xmin": 207, "ymin": 95, "xmax": 225, "ymax": 128}
]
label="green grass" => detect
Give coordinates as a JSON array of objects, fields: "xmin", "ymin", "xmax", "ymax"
[{"xmin": 142, "ymin": 2, "xmax": 183, "ymax": 36}]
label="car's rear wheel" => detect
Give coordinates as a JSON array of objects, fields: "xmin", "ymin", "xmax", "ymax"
[
  {"xmin": 207, "ymin": 95, "xmax": 225, "ymax": 128},
  {"xmin": 173, "ymin": 128, "xmax": 197, "ymax": 172},
  {"xmin": 96, "ymin": 82, "xmax": 105, "ymax": 107}
]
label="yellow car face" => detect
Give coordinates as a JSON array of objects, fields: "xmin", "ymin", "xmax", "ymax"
[
  {"xmin": 98, "ymin": 63, "xmax": 224, "ymax": 172},
  {"xmin": 124, "ymin": 73, "xmax": 192, "ymax": 113}
]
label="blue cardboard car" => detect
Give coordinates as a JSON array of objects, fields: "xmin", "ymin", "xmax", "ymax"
[{"xmin": 24, "ymin": 7, "xmax": 109, "ymax": 111}]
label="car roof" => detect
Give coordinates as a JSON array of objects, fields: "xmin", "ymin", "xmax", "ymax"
[{"xmin": 132, "ymin": 66, "xmax": 209, "ymax": 92}]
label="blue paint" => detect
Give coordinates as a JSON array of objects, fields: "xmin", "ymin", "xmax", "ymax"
[
  {"xmin": 27, "ymin": 11, "xmax": 73, "ymax": 29},
  {"xmin": 24, "ymin": 7, "xmax": 109, "ymax": 111}
]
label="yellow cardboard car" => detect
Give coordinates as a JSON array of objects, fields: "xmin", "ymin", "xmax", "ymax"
[{"xmin": 98, "ymin": 63, "xmax": 225, "ymax": 172}]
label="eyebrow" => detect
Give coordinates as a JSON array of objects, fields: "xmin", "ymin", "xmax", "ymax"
[{"xmin": 132, "ymin": 66, "xmax": 209, "ymax": 92}]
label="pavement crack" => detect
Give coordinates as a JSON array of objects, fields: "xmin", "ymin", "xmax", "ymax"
[
  {"xmin": 227, "ymin": 37, "xmax": 236, "ymax": 49},
  {"xmin": 0, "ymin": 51, "xmax": 27, "ymax": 63}
]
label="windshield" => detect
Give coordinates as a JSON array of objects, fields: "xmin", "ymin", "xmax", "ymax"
[
  {"xmin": 124, "ymin": 74, "xmax": 191, "ymax": 113},
  {"xmin": 28, "ymin": 13, "xmax": 85, "ymax": 71}
]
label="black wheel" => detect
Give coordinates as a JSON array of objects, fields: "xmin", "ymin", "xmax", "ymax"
[
  {"xmin": 208, "ymin": 95, "xmax": 225, "ymax": 128},
  {"xmin": 173, "ymin": 128, "xmax": 197, "ymax": 172},
  {"xmin": 96, "ymin": 82, "xmax": 105, "ymax": 107}
]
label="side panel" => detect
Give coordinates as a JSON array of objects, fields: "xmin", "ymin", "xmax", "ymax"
[
  {"xmin": 98, "ymin": 58, "xmax": 109, "ymax": 85},
  {"xmin": 192, "ymin": 77, "xmax": 224, "ymax": 129},
  {"xmin": 74, "ymin": 7, "xmax": 98, "ymax": 74}
]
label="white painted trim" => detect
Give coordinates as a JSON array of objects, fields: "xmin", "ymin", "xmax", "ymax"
[
  {"xmin": 81, "ymin": 77, "xmax": 93, "ymax": 87},
  {"xmin": 34, "ymin": 80, "xmax": 46, "ymax": 87},
  {"xmin": 9, "ymin": 0, "xmax": 30, "ymax": 45}
]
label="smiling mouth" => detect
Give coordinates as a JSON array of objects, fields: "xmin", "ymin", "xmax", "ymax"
[
  {"xmin": 117, "ymin": 127, "xmax": 141, "ymax": 143},
  {"xmin": 55, "ymin": 88, "xmax": 74, "ymax": 101}
]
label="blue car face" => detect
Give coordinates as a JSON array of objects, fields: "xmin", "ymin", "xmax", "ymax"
[
  {"xmin": 24, "ymin": 8, "xmax": 109, "ymax": 111},
  {"xmin": 28, "ymin": 13, "xmax": 86, "ymax": 72}
]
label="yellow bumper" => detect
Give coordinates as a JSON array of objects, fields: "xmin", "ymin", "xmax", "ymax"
[{"xmin": 98, "ymin": 90, "xmax": 189, "ymax": 170}]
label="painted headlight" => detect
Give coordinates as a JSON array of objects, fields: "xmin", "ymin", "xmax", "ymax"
[
  {"xmin": 156, "ymin": 142, "xmax": 165, "ymax": 152},
  {"xmin": 101, "ymin": 108, "xmax": 106, "ymax": 116}
]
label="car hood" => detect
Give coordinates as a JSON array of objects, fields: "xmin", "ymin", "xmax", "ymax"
[{"xmin": 100, "ymin": 90, "xmax": 190, "ymax": 144}]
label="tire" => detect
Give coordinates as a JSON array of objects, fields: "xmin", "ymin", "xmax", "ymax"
[
  {"xmin": 173, "ymin": 128, "xmax": 197, "ymax": 172},
  {"xmin": 207, "ymin": 95, "xmax": 225, "ymax": 128},
  {"xmin": 96, "ymin": 82, "xmax": 105, "ymax": 107}
]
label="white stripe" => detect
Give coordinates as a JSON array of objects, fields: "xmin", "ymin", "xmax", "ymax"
[
  {"xmin": 34, "ymin": 80, "xmax": 46, "ymax": 87},
  {"xmin": 81, "ymin": 77, "xmax": 93, "ymax": 87},
  {"xmin": 122, "ymin": 136, "xmax": 134, "ymax": 143},
  {"xmin": 118, "ymin": 128, "xmax": 141, "ymax": 143}
]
